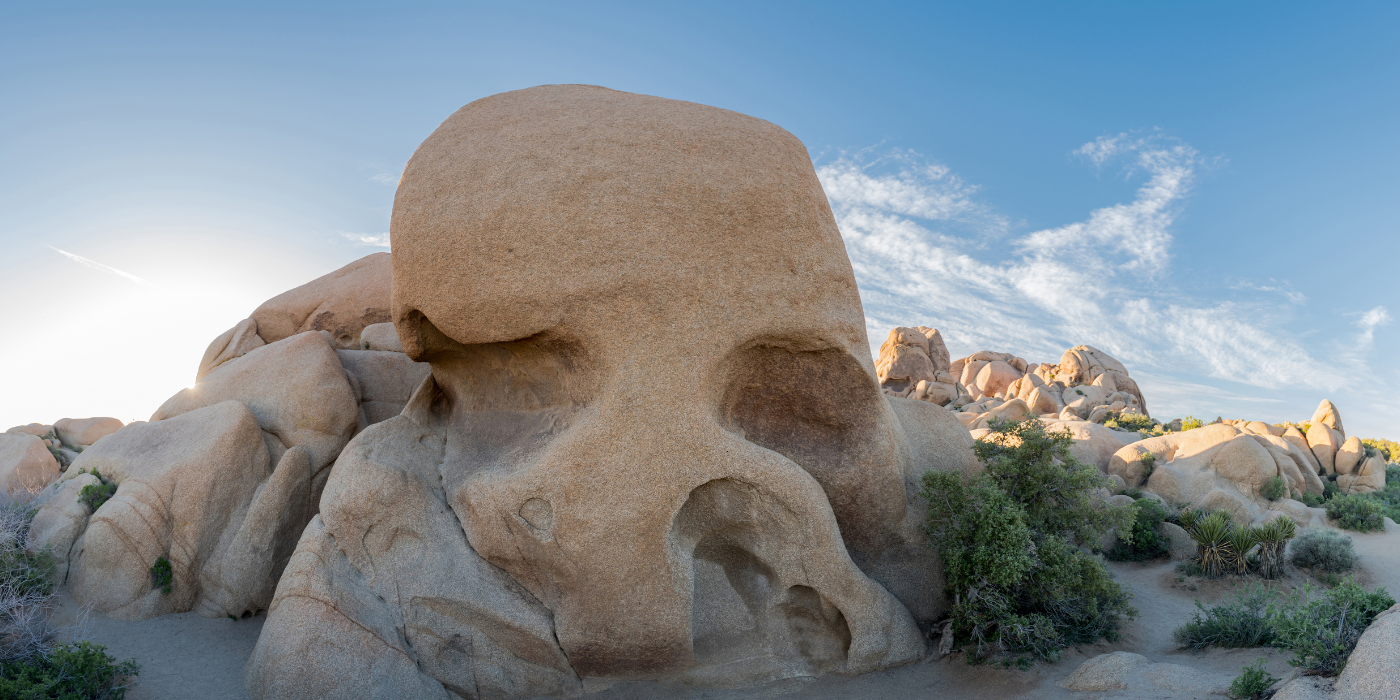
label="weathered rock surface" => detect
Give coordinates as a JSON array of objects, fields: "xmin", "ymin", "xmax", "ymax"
[
  {"xmin": 334, "ymin": 348, "xmax": 431, "ymax": 427},
  {"xmin": 1112, "ymin": 423, "xmax": 1326, "ymax": 526},
  {"xmin": 154, "ymin": 330, "xmax": 358, "ymax": 485},
  {"xmin": 196, "ymin": 317, "xmax": 266, "ymax": 381},
  {"xmin": 5, "ymin": 423, "xmax": 54, "ymax": 437},
  {"xmin": 0, "ymin": 432, "xmax": 61, "ymax": 493},
  {"xmin": 53, "ymin": 416, "xmax": 124, "ymax": 448},
  {"xmin": 251, "ymin": 252, "xmax": 392, "ymax": 348},
  {"xmin": 358, "ymin": 321, "xmax": 404, "ymax": 352},
  {"xmin": 1329, "ymin": 603, "xmax": 1400, "ymax": 698},
  {"xmin": 25, "ymin": 473, "xmax": 99, "ymax": 581},
  {"xmin": 249, "ymin": 84, "xmax": 975, "ymax": 697},
  {"xmin": 42, "ymin": 401, "xmax": 310, "ymax": 620}
]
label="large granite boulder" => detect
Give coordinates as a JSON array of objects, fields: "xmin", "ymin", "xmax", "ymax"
[
  {"xmin": 248, "ymin": 84, "xmax": 980, "ymax": 698},
  {"xmin": 53, "ymin": 417, "xmax": 124, "ymax": 448},
  {"xmin": 34, "ymin": 402, "xmax": 313, "ymax": 620},
  {"xmin": 251, "ymin": 252, "xmax": 392, "ymax": 349},
  {"xmin": 0, "ymin": 432, "xmax": 61, "ymax": 494}
]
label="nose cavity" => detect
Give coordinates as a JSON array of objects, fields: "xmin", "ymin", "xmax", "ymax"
[{"xmin": 676, "ymin": 478, "xmax": 853, "ymax": 682}]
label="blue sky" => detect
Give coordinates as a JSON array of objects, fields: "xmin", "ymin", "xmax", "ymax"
[{"xmin": 2, "ymin": 2, "xmax": 1397, "ymax": 437}]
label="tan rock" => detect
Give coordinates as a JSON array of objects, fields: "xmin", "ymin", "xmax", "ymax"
[
  {"xmin": 1157, "ymin": 521, "xmax": 1195, "ymax": 560},
  {"xmin": 251, "ymin": 85, "xmax": 956, "ymax": 695},
  {"xmin": 1339, "ymin": 454, "xmax": 1387, "ymax": 494},
  {"xmin": 0, "ymin": 432, "xmax": 61, "ymax": 494},
  {"xmin": 1282, "ymin": 425, "xmax": 1323, "ymax": 474},
  {"xmin": 53, "ymin": 417, "xmax": 124, "ymax": 448},
  {"xmin": 357, "ymin": 322, "xmax": 403, "ymax": 352},
  {"xmin": 1055, "ymin": 345, "xmax": 1147, "ymax": 414},
  {"xmin": 973, "ymin": 399, "xmax": 1031, "ymax": 430},
  {"xmin": 973, "ymin": 360, "xmax": 1021, "ymax": 398},
  {"xmin": 918, "ymin": 327, "xmax": 950, "ymax": 373},
  {"xmin": 336, "ymin": 349, "xmax": 432, "ymax": 428},
  {"xmin": 6, "ymin": 423, "xmax": 54, "ymax": 437},
  {"xmin": 1306, "ymin": 421, "xmax": 1338, "ymax": 474},
  {"xmin": 877, "ymin": 343, "xmax": 938, "ymax": 392},
  {"xmin": 1311, "ymin": 399, "xmax": 1344, "ymax": 439},
  {"xmin": 26, "ymin": 473, "xmax": 100, "ymax": 581},
  {"xmin": 912, "ymin": 379, "xmax": 956, "ymax": 407},
  {"xmin": 196, "ymin": 317, "xmax": 267, "ymax": 381},
  {"xmin": 251, "ymin": 253, "xmax": 392, "ymax": 349},
  {"xmin": 52, "ymin": 401, "xmax": 310, "ymax": 619},
  {"xmin": 1062, "ymin": 651, "xmax": 1148, "ymax": 691},
  {"xmin": 1049, "ymin": 419, "xmax": 1141, "ymax": 471},
  {"xmin": 1336, "ymin": 436, "xmax": 1364, "ymax": 475},
  {"xmin": 1330, "ymin": 604, "xmax": 1400, "ymax": 699},
  {"xmin": 153, "ymin": 331, "xmax": 358, "ymax": 485}
]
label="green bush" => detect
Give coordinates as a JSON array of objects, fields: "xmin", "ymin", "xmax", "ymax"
[
  {"xmin": 1105, "ymin": 497, "xmax": 1170, "ymax": 562},
  {"xmin": 1268, "ymin": 578, "xmax": 1395, "ymax": 675},
  {"xmin": 0, "ymin": 641, "xmax": 139, "ymax": 699},
  {"xmin": 1289, "ymin": 528, "xmax": 1357, "ymax": 572},
  {"xmin": 1325, "ymin": 494, "xmax": 1386, "ymax": 532},
  {"xmin": 1259, "ymin": 476, "xmax": 1287, "ymax": 501},
  {"xmin": 1105, "ymin": 412, "xmax": 1155, "ymax": 432},
  {"xmin": 149, "ymin": 557, "xmax": 172, "ymax": 595},
  {"xmin": 1298, "ymin": 491, "xmax": 1325, "ymax": 508},
  {"xmin": 78, "ymin": 472, "xmax": 117, "ymax": 513},
  {"xmin": 1361, "ymin": 438, "xmax": 1399, "ymax": 461},
  {"xmin": 921, "ymin": 417, "xmax": 1136, "ymax": 662},
  {"xmin": 1228, "ymin": 659, "xmax": 1278, "ymax": 700},
  {"xmin": 1181, "ymin": 415, "xmax": 1205, "ymax": 431},
  {"xmin": 1173, "ymin": 584, "xmax": 1276, "ymax": 650}
]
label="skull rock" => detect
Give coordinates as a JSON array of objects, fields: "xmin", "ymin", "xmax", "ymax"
[{"xmin": 250, "ymin": 85, "xmax": 974, "ymax": 698}]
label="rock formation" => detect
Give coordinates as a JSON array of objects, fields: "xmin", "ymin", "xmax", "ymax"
[
  {"xmin": 246, "ymin": 84, "xmax": 978, "ymax": 699},
  {"xmin": 23, "ymin": 254, "xmax": 428, "ymax": 623}
]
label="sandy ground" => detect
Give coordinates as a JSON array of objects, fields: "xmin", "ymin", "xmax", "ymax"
[{"xmin": 50, "ymin": 520, "xmax": 1399, "ymax": 700}]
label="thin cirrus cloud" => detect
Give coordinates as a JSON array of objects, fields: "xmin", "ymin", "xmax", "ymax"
[
  {"xmin": 340, "ymin": 232, "xmax": 391, "ymax": 247},
  {"xmin": 815, "ymin": 133, "xmax": 1345, "ymax": 396},
  {"xmin": 47, "ymin": 245, "xmax": 156, "ymax": 287}
]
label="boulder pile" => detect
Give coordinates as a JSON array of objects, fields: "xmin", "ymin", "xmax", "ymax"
[{"xmin": 12, "ymin": 253, "xmax": 430, "ymax": 621}]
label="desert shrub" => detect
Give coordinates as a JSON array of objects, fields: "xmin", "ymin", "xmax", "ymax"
[
  {"xmin": 1289, "ymin": 528, "xmax": 1357, "ymax": 573},
  {"xmin": 1297, "ymin": 491, "xmax": 1325, "ymax": 508},
  {"xmin": 921, "ymin": 418, "xmax": 1136, "ymax": 662},
  {"xmin": 149, "ymin": 558, "xmax": 172, "ymax": 595},
  {"xmin": 1325, "ymin": 494, "xmax": 1385, "ymax": 532},
  {"xmin": 77, "ymin": 472, "xmax": 116, "ymax": 513},
  {"xmin": 1361, "ymin": 438, "xmax": 1399, "ymax": 461},
  {"xmin": 1188, "ymin": 511, "xmax": 1234, "ymax": 578},
  {"xmin": 1181, "ymin": 415, "xmax": 1205, "ymax": 431},
  {"xmin": 1173, "ymin": 584, "xmax": 1276, "ymax": 650},
  {"xmin": 1228, "ymin": 658, "xmax": 1278, "ymax": 700},
  {"xmin": 1268, "ymin": 578, "xmax": 1395, "ymax": 675},
  {"xmin": 1255, "ymin": 517, "xmax": 1296, "ymax": 579},
  {"xmin": 1105, "ymin": 412, "xmax": 1154, "ymax": 432},
  {"xmin": 1138, "ymin": 452, "xmax": 1156, "ymax": 476},
  {"xmin": 0, "ymin": 641, "xmax": 139, "ymax": 699},
  {"xmin": 1259, "ymin": 476, "xmax": 1287, "ymax": 501},
  {"xmin": 1105, "ymin": 497, "xmax": 1169, "ymax": 562}
]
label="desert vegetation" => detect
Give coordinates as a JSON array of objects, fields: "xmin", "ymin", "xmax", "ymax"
[
  {"xmin": 1174, "ymin": 579, "xmax": 1394, "ymax": 676},
  {"xmin": 0, "ymin": 494, "xmax": 138, "ymax": 698},
  {"xmin": 920, "ymin": 417, "xmax": 1136, "ymax": 663}
]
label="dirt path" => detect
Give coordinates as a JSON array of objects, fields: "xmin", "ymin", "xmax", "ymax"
[{"xmin": 47, "ymin": 521, "xmax": 1398, "ymax": 699}]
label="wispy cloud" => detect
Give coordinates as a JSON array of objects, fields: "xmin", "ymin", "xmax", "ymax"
[
  {"xmin": 1357, "ymin": 306, "xmax": 1391, "ymax": 340},
  {"xmin": 340, "ymin": 232, "xmax": 390, "ymax": 247},
  {"xmin": 47, "ymin": 246, "xmax": 155, "ymax": 286},
  {"xmin": 816, "ymin": 134, "xmax": 1343, "ymax": 399},
  {"xmin": 369, "ymin": 172, "xmax": 400, "ymax": 186}
]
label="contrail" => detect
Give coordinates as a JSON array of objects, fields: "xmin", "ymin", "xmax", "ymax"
[{"xmin": 47, "ymin": 246, "xmax": 156, "ymax": 286}]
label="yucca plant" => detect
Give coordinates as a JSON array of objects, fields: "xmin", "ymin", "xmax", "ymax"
[
  {"xmin": 1226, "ymin": 526, "xmax": 1259, "ymax": 576},
  {"xmin": 1255, "ymin": 517, "xmax": 1297, "ymax": 579},
  {"xmin": 1178, "ymin": 508, "xmax": 1201, "ymax": 530},
  {"xmin": 1189, "ymin": 511, "xmax": 1234, "ymax": 578}
]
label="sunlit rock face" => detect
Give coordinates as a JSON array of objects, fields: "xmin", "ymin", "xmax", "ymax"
[{"xmin": 247, "ymin": 84, "xmax": 979, "ymax": 699}]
